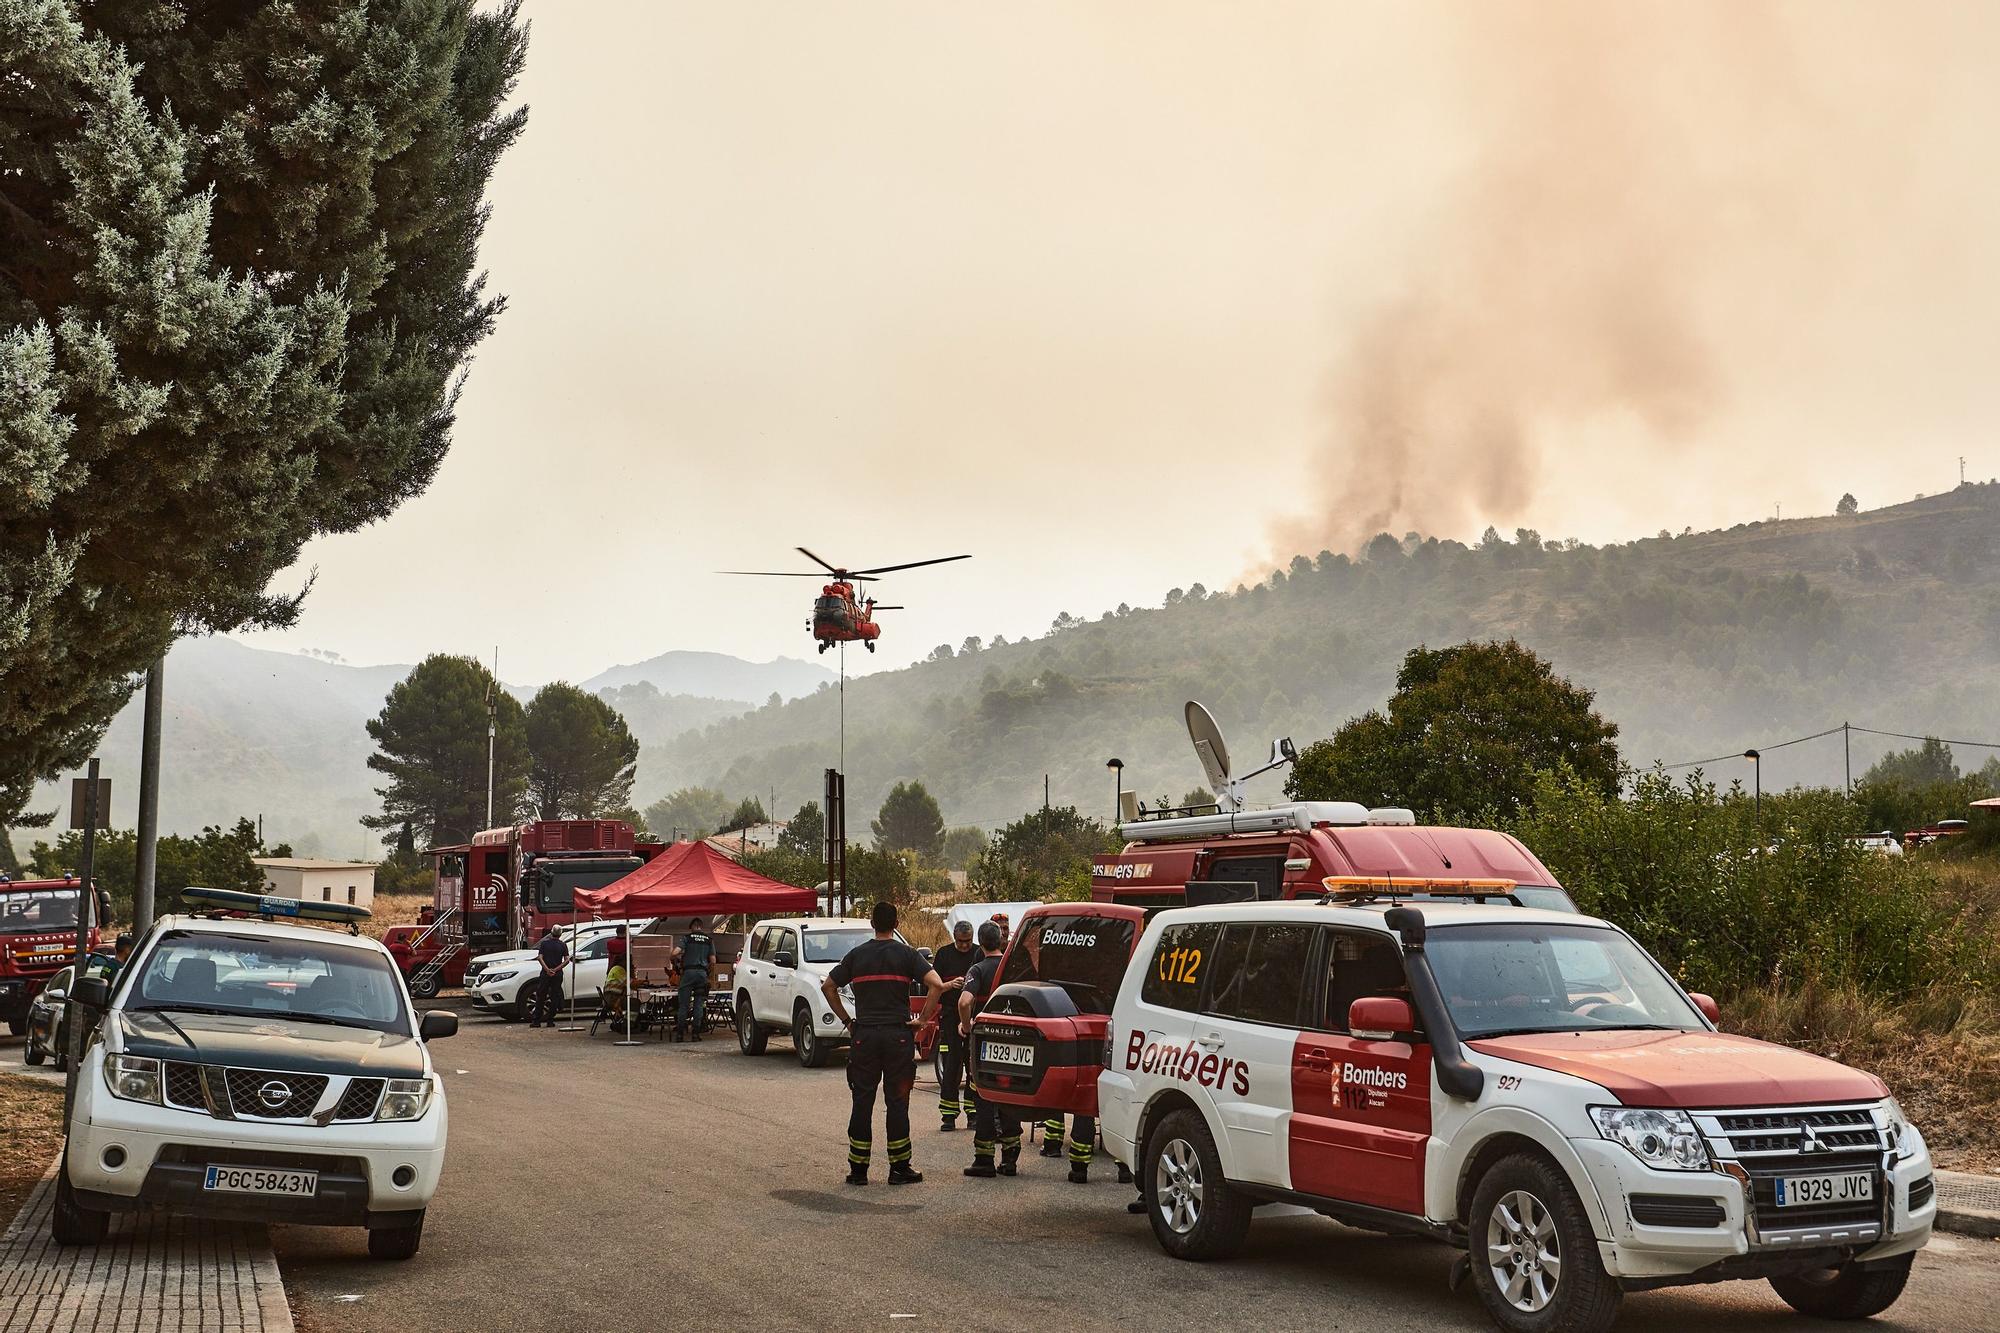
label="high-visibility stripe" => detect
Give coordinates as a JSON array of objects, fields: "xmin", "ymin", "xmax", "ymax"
[
  {"xmin": 1044, "ymin": 1117, "xmax": 1064, "ymax": 1134},
  {"xmin": 999, "ymin": 1134, "xmax": 1021, "ymax": 1148},
  {"xmin": 1068, "ymin": 1139, "xmax": 1095, "ymax": 1162},
  {"xmin": 845, "ymin": 973, "xmax": 914, "ymax": 985}
]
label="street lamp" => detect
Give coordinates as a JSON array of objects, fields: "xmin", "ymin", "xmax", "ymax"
[
  {"xmin": 1743, "ymin": 749, "xmax": 1762, "ymax": 824},
  {"xmin": 1106, "ymin": 758, "xmax": 1124, "ymax": 823}
]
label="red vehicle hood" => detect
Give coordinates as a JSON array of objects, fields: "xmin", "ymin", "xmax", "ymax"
[{"xmin": 1468, "ymin": 1029, "xmax": 1886, "ymax": 1109}]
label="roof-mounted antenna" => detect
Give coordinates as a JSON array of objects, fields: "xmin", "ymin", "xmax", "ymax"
[{"xmin": 1185, "ymin": 701, "xmax": 1296, "ymax": 812}]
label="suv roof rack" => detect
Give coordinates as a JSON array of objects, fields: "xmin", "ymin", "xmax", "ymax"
[
  {"xmin": 1119, "ymin": 802, "xmax": 1417, "ymax": 842},
  {"xmin": 1319, "ymin": 875, "xmax": 1522, "ymax": 906},
  {"xmin": 179, "ymin": 886, "xmax": 372, "ymax": 935}
]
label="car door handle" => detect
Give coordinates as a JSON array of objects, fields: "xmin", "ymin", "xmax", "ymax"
[
  {"xmin": 1300, "ymin": 1050, "xmax": 1332, "ymax": 1071},
  {"xmin": 1196, "ymin": 1031, "xmax": 1224, "ymax": 1049}
]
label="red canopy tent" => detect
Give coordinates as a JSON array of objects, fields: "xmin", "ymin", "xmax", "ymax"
[{"xmin": 571, "ymin": 839, "xmax": 816, "ymax": 918}]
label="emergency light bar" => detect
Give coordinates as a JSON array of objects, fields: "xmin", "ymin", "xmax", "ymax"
[
  {"xmin": 180, "ymin": 886, "xmax": 373, "ymax": 932},
  {"xmin": 1321, "ymin": 876, "xmax": 1518, "ymax": 899}
]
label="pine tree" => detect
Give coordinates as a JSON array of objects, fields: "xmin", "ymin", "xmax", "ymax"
[
  {"xmin": 363, "ymin": 655, "xmax": 529, "ymax": 846},
  {"xmin": 871, "ymin": 781, "xmax": 946, "ymax": 859},
  {"xmin": 523, "ymin": 683, "xmax": 639, "ymax": 819},
  {"xmin": 0, "ymin": 2, "xmax": 530, "ymax": 826}
]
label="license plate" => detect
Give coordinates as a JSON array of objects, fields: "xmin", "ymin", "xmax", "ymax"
[
  {"xmin": 1773, "ymin": 1171, "xmax": 1873, "ymax": 1208},
  {"xmin": 202, "ymin": 1166, "xmax": 318, "ymax": 1197},
  {"xmin": 981, "ymin": 1040, "xmax": 1035, "ymax": 1068}
]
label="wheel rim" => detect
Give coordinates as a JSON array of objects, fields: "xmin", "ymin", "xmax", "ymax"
[
  {"xmin": 738, "ymin": 1002, "xmax": 754, "ymax": 1048},
  {"xmin": 1486, "ymin": 1188, "xmax": 1561, "ymax": 1313},
  {"xmin": 797, "ymin": 1015, "xmax": 814, "ymax": 1058},
  {"xmin": 1155, "ymin": 1137, "xmax": 1203, "ymax": 1235}
]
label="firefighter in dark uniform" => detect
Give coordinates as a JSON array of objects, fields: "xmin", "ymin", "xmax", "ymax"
[
  {"xmin": 959, "ymin": 921, "xmax": 1023, "ymax": 1178},
  {"xmin": 929, "ymin": 920, "xmax": 980, "ymax": 1130},
  {"xmin": 823, "ymin": 902, "xmax": 945, "ymax": 1185},
  {"xmin": 672, "ymin": 917, "xmax": 714, "ymax": 1041}
]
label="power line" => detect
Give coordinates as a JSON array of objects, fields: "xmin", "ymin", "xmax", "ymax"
[{"xmin": 1661, "ymin": 722, "xmax": 2000, "ymax": 772}]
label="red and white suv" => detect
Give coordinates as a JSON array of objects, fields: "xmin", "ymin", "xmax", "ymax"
[{"xmin": 1097, "ymin": 896, "xmax": 1934, "ymax": 1332}]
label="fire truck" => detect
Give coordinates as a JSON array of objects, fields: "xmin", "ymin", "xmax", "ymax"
[
  {"xmin": 967, "ymin": 702, "xmax": 1575, "ymax": 1124},
  {"xmin": 0, "ymin": 873, "xmax": 107, "ymax": 1035},
  {"xmin": 387, "ymin": 820, "xmax": 651, "ymax": 997}
]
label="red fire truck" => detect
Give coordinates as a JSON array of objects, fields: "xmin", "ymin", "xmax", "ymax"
[
  {"xmin": 0, "ymin": 874, "xmax": 107, "ymax": 1034},
  {"xmin": 387, "ymin": 820, "xmax": 651, "ymax": 996}
]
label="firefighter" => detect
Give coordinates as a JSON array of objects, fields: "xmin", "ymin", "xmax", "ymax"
[
  {"xmin": 672, "ymin": 917, "xmax": 713, "ymax": 1041},
  {"xmin": 960, "ymin": 921, "xmax": 1022, "ymax": 1179},
  {"xmin": 930, "ymin": 920, "xmax": 980, "ymax": 1130},
  {"xmin": 822, "ymin": 902, "xmax": 945, "ymax": 1185}
]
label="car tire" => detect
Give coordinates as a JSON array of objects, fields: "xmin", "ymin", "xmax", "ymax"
[
  {"xmin": 24, "ymin": 1038, "xmax": 44, "ymax": 1066},
  {"xmin": 51, "ymin": 1155, "xmax": 109, "ymax": 1246},
  {"xmin": 794, "ymin": 1004, "xmax": 829, "ymax": 1068},
  {"xmin": 367, "ymin": 1212, "xmax": 424, "ymax": 1261},
  {"xmin": 6, "ymin": 1016, "xmax": 25, "ymax": 1037},
  {"xmin": 1143, "ymin": 1108, "xmax": 1251, "ymax": 1262},
  {"xmin": 737, "ymin": 997, "xmax": 768, "ymax": 1055},
  {"xmin": 1467, "ymin": 1152, "xmax": 1621, "ymax": 1333},
  {"xmin": 408, "ymin": 971, "xmax": 441, "ymax": 1000},
  {"xmin": 1769, "ymin": 1254, "xmax": 1913, "ymax": 1320}
]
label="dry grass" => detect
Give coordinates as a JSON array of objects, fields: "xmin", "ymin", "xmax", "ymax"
[
  {"xmin": 360, "ymin": 891, "xmax": 432, "ymax": 939},
  {"xmin": 1724, "ymin": 982, "xmax": 2000, "ymax": 1171},
  {"xmin": 899, "ymin": 911, "xmax": 951, "ymax": 951},
  {"xmin": 0, "ymin": 1075, "xmax": 64, "ymax": 1221}
]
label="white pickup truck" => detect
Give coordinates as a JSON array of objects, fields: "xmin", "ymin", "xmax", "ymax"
[{"xmin": 732, "ymin": 917, "xmax": 900, "ymax": 1068}]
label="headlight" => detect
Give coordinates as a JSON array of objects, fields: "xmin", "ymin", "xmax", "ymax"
[
  {"xmin": 376, "ymin": 1077, "xmax": 435, "ymax": 1122},
  {"xmin": 480, "ymin": 968, "xmax": 522, "ymax": 987},
  {"xmin": 105, "ymin": 1054, "xmax": 162, "ymax": 1105},
  {"xmin": 1882, "ymin": 1097, "xmax": 1918, "ymax": 1154},
  {"xmin": 1590, "ymin": 1106, "xmax": 1709, "ymax": 1171}
]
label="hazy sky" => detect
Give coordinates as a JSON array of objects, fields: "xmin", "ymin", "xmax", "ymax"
[{"xmin": 238, "ymin": 1, "xmax": 2000, "ymax": 685}]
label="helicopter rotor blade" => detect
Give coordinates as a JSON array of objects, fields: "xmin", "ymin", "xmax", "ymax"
[
  {"xmin": 848, "ymin": 554, "xmax": 972, "ymax": 577},
  {"xmin": 795, "ymin": 547, "xmax": 846, "ymax": 576},
  {"xmin": 718, "ymin": 570, "xmax": 827, "ymax": 577}
]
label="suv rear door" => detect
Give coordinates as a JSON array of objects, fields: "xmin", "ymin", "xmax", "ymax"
[
  {"xmin": 1288, "ymin": 927, "xmax": 1431, "ymax": 1213},
  {"xmin": 1190, "ymin": 919, "xmax": 1318, "ymax": 1186}
]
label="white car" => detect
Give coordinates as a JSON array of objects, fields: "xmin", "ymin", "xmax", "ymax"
[
  {"xmin": 55, "ymin": 911, "xmax": 454, "ymax": 1260},
  {"xmin": 1096, "ymin": 897, "xmax": 1933, "ymax": 1332},
  {"xmin": 466, "ymin": 919, "xmax": 653, "ymax": 1020},
  {"xmin": 733, "ymin": 917, "xmax": 903, "ymax": 1067}
]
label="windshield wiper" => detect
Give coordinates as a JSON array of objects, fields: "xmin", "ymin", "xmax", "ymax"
[
  {"xmin": 130, "ymin": 1003, "xmax": 244, "ymax": 1018},
  {"xmin": 277, "ymin": 1012, "xmax": 386, "ymax": 1029}
]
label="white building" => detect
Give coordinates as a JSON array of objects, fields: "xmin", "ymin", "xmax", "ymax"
[
  {"xmin": 252, "ymin": 858, "xmax": 379, "ymax": 911},
  {"xmin": 701, "ymin": 821, "xmax": 790, "ymax": 860}
]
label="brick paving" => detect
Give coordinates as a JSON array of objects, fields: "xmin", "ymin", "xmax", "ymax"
[{"xmin": 0, "ymin": 1162, "xmax": 290, "ymax": 1333}]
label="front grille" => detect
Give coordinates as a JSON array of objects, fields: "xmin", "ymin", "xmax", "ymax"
[
  {"xmin": 164, "ymin": 1061, "xmax": 207, "ymax": 1110},
  {"xmin": 1909, "ymin": 1176, "xmax": 1934, "ymax": 1211},
  {"xmin": 335, "ymin": 1078, "xmax": 384, "ymax": 1120},
  {"xmin": 158, "ymin": 1145, "xmax": 365, "ymax": 1174},
  {"xmin": 1630, "ymin": 1194, "xmax": 1726, "ymax": 1227},
  {"xmin": 1695, "ymin": 1104, "xmax": 1887, "ymax": 1244},
  {"xmin": 223, "ymin": 1068, "xmax": 328, "ymax": 1119},
  {"xmin": 1742, "ymin": 1152, "xmax": 1882, "ymax": 1229}
]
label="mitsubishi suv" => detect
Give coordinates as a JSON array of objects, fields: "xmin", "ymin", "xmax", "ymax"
[
  {"xmin": 1097, "ymin": 894, "xmax": 1934, "ymax": 1331},
  {"xmin": 53, "ymin": 904, "xmax": 455, "ymax": 1259}
]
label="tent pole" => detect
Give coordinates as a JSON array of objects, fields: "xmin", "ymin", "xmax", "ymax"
[
  {"xmin": 615, "ymin": 918, "xmax": 641, "ymax": 1046},
  {"xmin": 561, "ymin": 919, "xmax": 581, "ymax": 1031}
]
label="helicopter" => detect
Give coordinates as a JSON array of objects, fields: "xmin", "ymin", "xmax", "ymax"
[{"xmin": 722, "ymin": 548, "xmax": 971, "ymax": 653}]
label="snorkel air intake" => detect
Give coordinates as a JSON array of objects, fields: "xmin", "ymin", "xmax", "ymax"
[{"xmin": 1384, "ymin": 906, "xmax": 1484, "ymax": 1102}]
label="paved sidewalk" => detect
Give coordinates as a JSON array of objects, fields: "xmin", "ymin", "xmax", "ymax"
[
  {"xmin": 1937, "ymin": 1169, "xmax": 2000, "ymax": 1239},
  {"xmin": 0, "ymin": 1162, "xmax": 291, "ymax": 1333}
]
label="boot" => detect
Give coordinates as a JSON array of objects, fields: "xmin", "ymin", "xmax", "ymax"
[
  {"xmin": 1117, "ymin": 1162, "xmax": 1134, "ymax": 1184},
  {"xmin": 887, "ymin": 1162, "xmax": 924, "ymax": 1185},
  {"xmin": 998, "ymin": 1152, "xmax": 1019, "ymax": 1177},
  {"xmin": 963, "ymin": 1159, "xmax": 997, "ymax": 1178},
  {"xmin": 845, "ymin": 1165, "xmax": 868, "ymax": 1187},
  {"xmin": 1068, "ymin": 1164, "xmax": 1090, "ymax": 1185},
  {"xmin": 1040, "ymin": 1139, "xmax": 1064, "ymax": 1159},
  {"xmin": 940, "ymin": 1119, "xmax": 958, "ymax": 1132}
]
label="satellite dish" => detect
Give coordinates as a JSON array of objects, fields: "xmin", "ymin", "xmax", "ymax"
[{"xmin": 1185, "ymin": 701, "xmax": 1234, "ymax": 801}]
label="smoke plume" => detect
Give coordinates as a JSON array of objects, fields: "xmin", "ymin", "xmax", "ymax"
[{"xmin": 1270, "ymin": 2, "xmax": 1991, "ymax": 561}]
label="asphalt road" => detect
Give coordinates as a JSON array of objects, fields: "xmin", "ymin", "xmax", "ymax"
[{"xmin": 247, "ymin": 1012, "xmax": 2000, "ymax": 1332}]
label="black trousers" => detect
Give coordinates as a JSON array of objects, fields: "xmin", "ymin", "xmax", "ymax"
[
  {"xmin": 934, "ymin": 1027, "xmax": 968, "ymax": 1122},
  {"xmin": 530, "ymin": 972, "xmax": 562, "ymax": 1023},
  {"xmin": 846, "ymin": 1024, "xmax": 916, "ymax": 1167},
  {"xmin": 971, "ymin": 1087, "xmax": 1022, "ymax": 1162}
]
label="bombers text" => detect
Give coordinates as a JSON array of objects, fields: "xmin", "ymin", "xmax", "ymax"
[{"xmin": 1125, "ymin": 1029, "xmax": 1252, "ymax": 1096}]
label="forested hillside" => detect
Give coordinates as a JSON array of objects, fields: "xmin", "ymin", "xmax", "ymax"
[{"xmin": 657, "ymin": 486, "xmax": 2000, "ymax": 828}]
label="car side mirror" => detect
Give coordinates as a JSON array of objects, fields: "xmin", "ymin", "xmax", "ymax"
[
  {"xmin": 773, "ymin": 951, "xmax": 796, "ymax": 970},
  {"xmin": 419, "ymin": 1010, "xmax": 458, "ymax": 1041},
  {"xmin": 1687, "ymin": 992, "xmax": 1720, "ymax": 1026},
  {"xmin": 72, "ymin": 976, "xmax": 109, "ymax": 1010},
  {"xmin": 1348, "ymin": 996, "xmax": 1415, "ymax": 1040}
]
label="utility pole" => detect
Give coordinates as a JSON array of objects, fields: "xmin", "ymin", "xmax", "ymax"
[
  {"xmin": 1843, "ymin": 722, "xmax": 1852, "ymax": 798},
  {"xmin": 133, "ymin": 658, "xmax": 165, "ymax": 931},
  {"xmin": 65, "ymin": 760, "xmax": 103, "ymax": 1118},
  {"xmin": 485, "ymin": 646, "xmax": 499, "ymax": 829}
]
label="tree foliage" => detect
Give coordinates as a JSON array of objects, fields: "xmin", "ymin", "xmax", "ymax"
[
  {"xmin": 0, "ymin": 2, "xmax": 530, "ymax": 827},
  {"xmin": 363, "ymin": 655, "xmax": 528, "ymax": 847},
  {"xmin": 966, "ymin": 805, "xmax": 1116, "ymax": 903},
  {"xmin": 871, "ymin": 780, "xmax": 945, "ymax": 858},
  {"xmin": 1836, "ymin": 492, "xmax": 1859, "ymax": 516},
  {"xmin": 642, "ymin": 787, "xmax": 736, "ymax": 841},
  {"xmin": 939, "ymin": 825, "xmax": 989, "ymax": 871},
  {"xmin": 779, "ymin": 802, "xmax": 824, "ymax": 857},
  {"xmin": 720, "ymin": 797, "xmax": 767, "ymax": 833},
  {"xmin": 29, "ymin": 816, "xmax": 267, "ymax": 921},
  {"xmin": 1286, "ymin": 640, "xmax": 1621, "ymax": 821},
  {"xmin": 523, "ymin": 682, "xmax": 638, "ymax": 820}
]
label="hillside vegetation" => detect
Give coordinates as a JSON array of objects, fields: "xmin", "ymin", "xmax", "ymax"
[{"xmin": 658, "ymin": 485, "xmax": 2000, "ymax": 826}]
